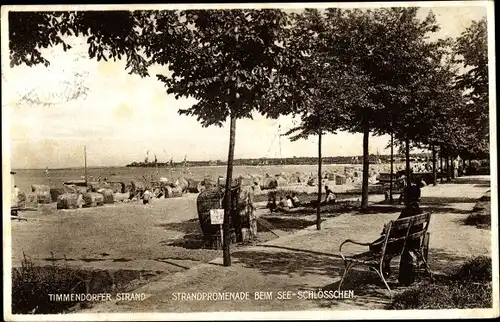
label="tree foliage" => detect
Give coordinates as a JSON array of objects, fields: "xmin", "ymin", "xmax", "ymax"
[
  {"xmin": 453, "ymin": 17, "xmax": 489, "ymax": 158},
  {"xmin": 9, "ymin": 11, "xmax": 151, "ymax": 76},
  {"xmin": 283, "ymin": 9, "xmax": 372, "ymax": 141},
  {"xmin": 148, "ymin": 9, "xmax": 292, "ymax": 126}
]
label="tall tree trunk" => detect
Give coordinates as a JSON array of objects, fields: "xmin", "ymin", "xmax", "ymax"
[
  {"xmin": 389, "ymin": 132, "xmax": 394, "ymax": 202},
  {"xmin": 439, "ymin": 153, "xmax": 444, "ymax": 183},
  {"xmin": 223, "ymin": 115, "xmax": 236, "ymax": 267},
  {"xmin": 440, "ymin": 151, "xmax": 444, "ymax": 184},
  {"xmin": 361, "ymin": 117, "xmax": 370, "ymax": 209},
  {"xmin": 432, "ymin": 144, "xmax": 437, "ymax": 186},
  {"xmin": 451, "ymin": 155, "xmax": 455, "ymax": 179},
  {"xmin": 316, "ymin": 131, "xmax": 322, "ymax": 230},
  {"xmin": 405, "ymin": 138, "xmax": 411, "ymax": 205},
  {"xmin": 446, "ymin": 156, "xmax": 451, "ymax": 182}
]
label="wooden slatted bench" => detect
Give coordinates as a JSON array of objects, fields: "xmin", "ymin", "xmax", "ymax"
[{"xmin": 338, "ymin": 212, "xmax": 432, "ymax": 298}]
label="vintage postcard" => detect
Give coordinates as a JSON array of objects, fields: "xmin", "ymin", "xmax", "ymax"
[{"xmin": 2, "ymin": 1, "xmax": 498, "ymax": 320}]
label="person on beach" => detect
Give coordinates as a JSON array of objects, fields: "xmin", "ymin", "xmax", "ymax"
[
  {"xmin": 267, "ymin": 192, "xmax": 277, "ymax": 213},
  {"xmin": 143, "ymin": 189, "xmax": 151, "ymax": 205},
  {"xmin": 291, "ymin": 193, "xmax": 301, "ymax": 207},
  {"xmin": 278, "ymin": 197, "xmax": 287, "ymax": 208},
  {"xmin": 277, "ymin": 196, "xmax": 290, "ymax": 212},
  {"xmin": 324, "ymin": 186, "xmax": 336, "ymax": 204},
  {"xmin": 285, "ymin": 195, "xmax": 294, "ymax": 208}
]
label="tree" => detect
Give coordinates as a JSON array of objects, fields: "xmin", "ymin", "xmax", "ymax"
[
  {"xmin": 317, "ymin": 8, "xmax": 382, "ymax": 210},
  {"xmin": 453, "ymin": 17, "xmax": 489, "ymax": 160},
  {"xmin": 283, "ymin": 9, "xmax": 372, "ymax": 228},
  {"xmin": 144, "ymin": 9, "xmax": 293, "ymax": 266},
  {"xmin": 338, "ymin": 9, "xmax": 454, "ymax": 203},
  {"xmin": 9, "ymin": 9, "xmax": 293, "ymax": 267},
  {"xmin": 320, "ymin": 8, "xmax": 447, "ymax": 207}
]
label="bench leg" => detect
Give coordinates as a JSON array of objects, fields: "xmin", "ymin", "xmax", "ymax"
[
  {"xmin": 373, "ymin": 267, "xmax": 393, "ymax": 299},
  {"xmin": 419, "ymin": 233, "xmax": 433, "ymax": 279},
  {"xmin": 338, "ymin": 262, "xmax": 355, "ymax": 292},
  {"xmin": 417, "ymin": 251, "xmax": 433, "ymax": 280}
]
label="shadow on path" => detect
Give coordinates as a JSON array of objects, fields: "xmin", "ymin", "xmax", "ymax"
[
  {"xmin": 160, "ymin": 233, "xmax": 206, "ymax": 249},
  {"xmin": 259, "ymin": 217, "xmax": 325, "ymax": 231},
  {"xmin": 356, "ymin": 204, "xmax": 472, "ymax": 215},
  {"xmin": 255, "ymin": 245, "xmax": 342, "ymax": 258},
  {"xmin": 232, "ymin": 249, "xmax": 342, "ymax": 278},
  {"xmin": 420, "ymin": 196, "xmax": 479, "ymax": 204},
  {"xmin": 427, "ymin": 248, "xmax": 477, "ymax": 274},
  {"xmin": 451, "ymin": 177, "xmax": 490, "ymax": 185},
  {"xmin": 155, "ymin": 218, "xmax": 201, "ymax": 235}
]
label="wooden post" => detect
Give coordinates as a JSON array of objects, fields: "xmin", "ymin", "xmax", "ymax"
[{"xmin": 316, "ymin": 130, "xmax": 322, "ymax": 230}]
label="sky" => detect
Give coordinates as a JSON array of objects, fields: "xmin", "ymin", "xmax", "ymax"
[{"xmin": 4, "ymin": 4, "xmax": 488, "ymax": 169}]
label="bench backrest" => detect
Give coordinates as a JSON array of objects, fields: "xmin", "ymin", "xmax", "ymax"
[{"xmin": 379, "ymin": 212, "xmax": 432, "ymax": 258}]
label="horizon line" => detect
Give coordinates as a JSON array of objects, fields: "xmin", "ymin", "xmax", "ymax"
[{"xmin": 11, "ymin": 153, "xmax": 431, "ymax": 171}]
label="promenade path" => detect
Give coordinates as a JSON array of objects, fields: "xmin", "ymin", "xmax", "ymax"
[{"xmin": 84, "ymin": 175, "xmax": 492, "ymax": 313}]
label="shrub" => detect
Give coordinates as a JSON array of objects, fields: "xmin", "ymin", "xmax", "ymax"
[
  {"xmin": 12, "ymin": 253, "xmax": 87, "ymax": 314},
  {"xmin": 451, "ymin": 256, "xmax": 492, "ymax": 283}
]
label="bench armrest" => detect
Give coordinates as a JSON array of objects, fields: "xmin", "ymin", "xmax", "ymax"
[{"xmin": 339, "ymin": 239, "xmax": 373, "ymax": 262}]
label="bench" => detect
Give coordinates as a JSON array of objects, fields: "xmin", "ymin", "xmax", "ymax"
[{"xmin": 338, "ymin": 212, "xmax": 432, "ymax": 298}]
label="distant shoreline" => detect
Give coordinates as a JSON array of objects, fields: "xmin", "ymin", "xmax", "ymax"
[
  {"xmin": 124, "ymin": 154, "xmax": 427, "ymax": 169},
  {"xmin": 11, "ymin": 153, "xmax": 431, "ymax": 171},
  {"xmin": 12, "ymin": 161, "xmax": 411, "ymax": 172}
]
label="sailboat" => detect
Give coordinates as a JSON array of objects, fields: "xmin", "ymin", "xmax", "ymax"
[{"xmin": 63, "ymin": 145, "xmax": 96, "ymax": 188}]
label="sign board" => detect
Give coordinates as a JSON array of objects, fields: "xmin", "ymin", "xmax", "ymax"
[{"xmin": 210, "ymin": 209, "xmax": 224, "ymax": 225}]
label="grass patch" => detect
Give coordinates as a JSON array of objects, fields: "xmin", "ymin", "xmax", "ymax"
[
  {"xmin": 390, "ymin": 256, "xmax": 492, "ymax": 309},
  {"xmin": 12, "ymin": 253, "xmax": 160, "ymax": 314}
]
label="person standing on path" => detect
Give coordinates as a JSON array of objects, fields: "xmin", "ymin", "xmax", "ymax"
[
  {"xmin": 13, "ymin": 185, "xmax": 20, "ymax": 207},
  {"xmin": 246, "ymin": 186, "xmax": 257, "ymax": 240}
]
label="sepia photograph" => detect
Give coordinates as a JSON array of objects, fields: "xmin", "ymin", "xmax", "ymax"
[{"xmin": 2, "ymin": 1, "xmax": 497, "ymax": 320}]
